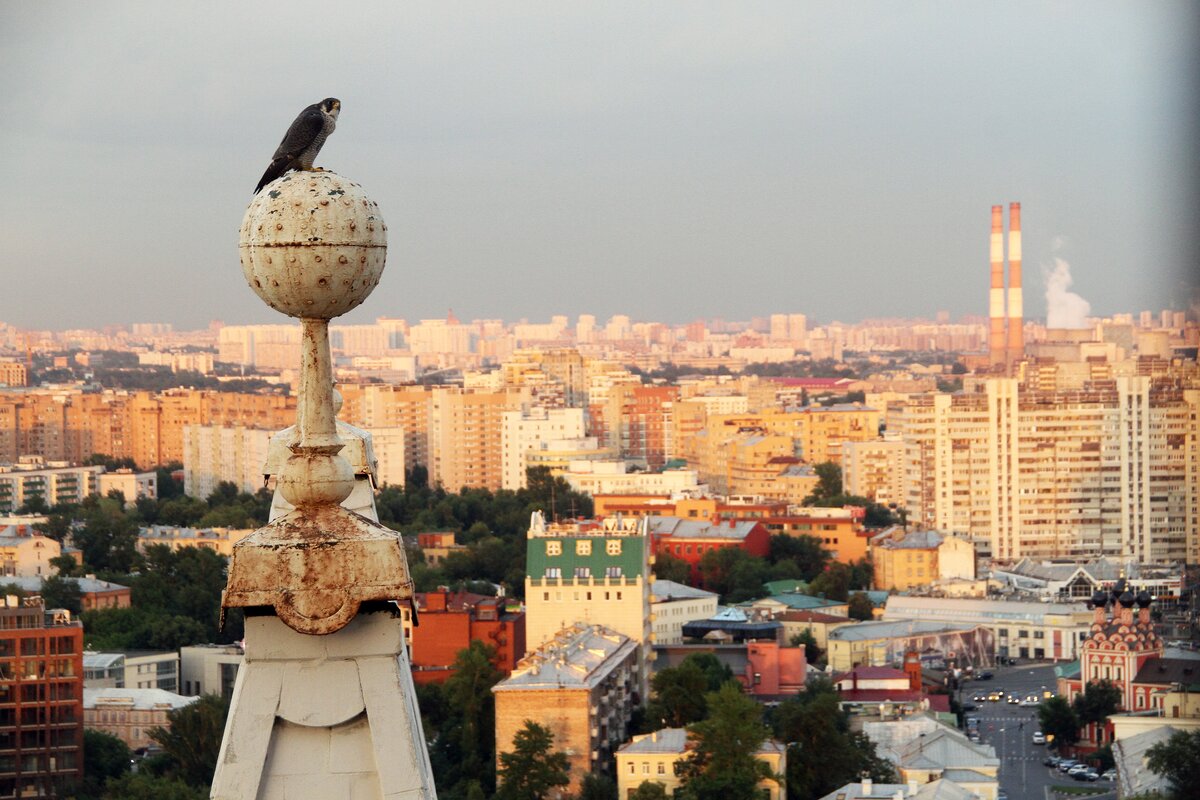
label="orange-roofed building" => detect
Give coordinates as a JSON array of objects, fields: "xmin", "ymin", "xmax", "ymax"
[{"xmin": 404, "ymin": 589, "xmax": 525, "ymax": 684}]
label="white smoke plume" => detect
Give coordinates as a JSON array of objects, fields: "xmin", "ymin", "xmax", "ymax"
[{"xmin": 1044, "ymin": 257, "xmax": 1091, "ymax": 329}]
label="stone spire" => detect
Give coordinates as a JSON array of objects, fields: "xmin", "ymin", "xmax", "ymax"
[{"xmin": 212, "ymin": 171, "xmax": 436, "ymax": 799}]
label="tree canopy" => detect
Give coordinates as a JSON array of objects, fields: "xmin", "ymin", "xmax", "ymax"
[
  {"xmin": 1146, "ymin": 729, "xmax": 1200, "ymax": 800},
  {"xmin": 495, "ymin": 720, "xmax": 571, "ymax": 800},
  {"xmin": 676, "ymin": 682, "xmax": 776, "ymax": 800}
]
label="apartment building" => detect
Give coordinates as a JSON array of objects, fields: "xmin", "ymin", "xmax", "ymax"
[
  {"xmin": 0, "ymin": 600, "xmax": 84, "ymax": 798},
  {"xmin": 428, "ymin": 387, "xmax": 527, "ymax": 491},
  {"xmin": 500, "ymin": 407, "xmax": 586, "ymax": 490},
  {"xmin": 601, "ymin": 385, "xmax": 678, "ymax": 470},
  {"xmin": 869, "ymin": 528, "xmax": 976, "ymax": 591},
  {"xmin": 524, "ymin": 513, "xmax": 652, "ymax": 656},
  {"xmin": 0, "ymin": 462, "xmax": 103, "ymax": 513},
  {"xmin": 562, "ymin": 461, "xmax": 703, "ymax": 497},
  {"xmin": 616, "ymin": 728, "xmax": 786, "ymax": 800},
  {"xmin": 648, "ymin": 580, "xmax": 719, "ymax": 645},
  {"xmin": 82, "ymin": 687, "xmax": 196, "ymax": 750},
  {"xmin": 493, "ymin": 624, "xmax": 639, "ymax": 795},
  {"xmin": 0, "ymin": 530, "xmax": 60, "ymax": 577},
  {"xmin": 891, "ymin": 376, "xmax": 1200, "ymax": 563},
  {"xmin": 0, "ymin": 388, "xmax": 295, "ymax": 469},
  {"xmin": 842, "ymin": 437, "xmax": 906, "ymax": 506}
]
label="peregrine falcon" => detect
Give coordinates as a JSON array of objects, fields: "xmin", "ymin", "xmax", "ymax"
[{"xmin": 254, "ymin": 98, "xmax": 341, "ymax": 194}]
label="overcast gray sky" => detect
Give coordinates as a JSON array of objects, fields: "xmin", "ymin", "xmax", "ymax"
[{"xmin": 2, "ymin": 2, "xmax": 1196, "ymax": 330}]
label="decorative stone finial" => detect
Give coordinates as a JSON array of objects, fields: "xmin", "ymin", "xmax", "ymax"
[{"xmin": 223, "ymin": 170, "xmax": 411, "ymax": 635}]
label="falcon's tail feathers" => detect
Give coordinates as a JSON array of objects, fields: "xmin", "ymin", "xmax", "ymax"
[{"xmin": 254, "ymin": 159, "xmax": 290, "ymax": 195}]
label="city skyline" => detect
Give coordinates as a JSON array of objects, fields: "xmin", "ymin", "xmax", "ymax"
[{"xmin": 3, "ymin": 2, "xmax": 1197, "ymax": 330}]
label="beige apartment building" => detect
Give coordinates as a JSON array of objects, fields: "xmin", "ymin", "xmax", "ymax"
[
  {"xmin": 842, "ymin": 437, "xmax": 906, "ymax": 506},
  {"xmin": 0, "ymin": 387, "xmax": 295, "ymax": 469},
  {"xmin": 428, "ymin": 387, "xmax": 528, "ymax": 491},
  {"xmin": 524, "ymin": 512, "xmax": 652, "ymax": 654},
  {"xmin": 493, "ymin": 624, "xmax": 639, "ymax": 795},
  {"xmin": 892, "ymin": 376, "xmax": 1200, "ymax": 563},
  {"xmin": 500, "ymin": 407, "xmax": 586, "ymax": 489},
  {"xmin": 616, "ymin": 728, "xmax": 786, "ymax": 800}
]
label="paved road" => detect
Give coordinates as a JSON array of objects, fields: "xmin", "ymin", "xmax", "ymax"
[{"xmin": 958, "ymin": 664, "xmax": 1116, "ymax": 800}]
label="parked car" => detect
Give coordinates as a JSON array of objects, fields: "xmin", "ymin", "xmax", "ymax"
[
  {"xmin": 1057, "ymin": 759, "xmax": 1079, "ymax": 772},
  {"xmin": 1067, "ymin": 764, "xmax": 1091, "ymax": 776},
  {"xmin": 1032, "ymin": 732, "xmax": 1046, "ymax": 745},
  {"xmin": 1073, "ymin": 769, "xmax": 1099, "ymax": 782},
  {"xmin": 1043, "ymin": 756, "xmax": 1060, "ymax": 768},
  {"xmin": 1100, "ymin": 769, "xmax": 1116, "ymax": 781}
]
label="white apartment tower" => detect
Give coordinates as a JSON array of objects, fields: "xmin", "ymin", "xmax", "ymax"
[{"xmin": 892, "ymin": 377, "xmax": 1199, "ymax": 564}]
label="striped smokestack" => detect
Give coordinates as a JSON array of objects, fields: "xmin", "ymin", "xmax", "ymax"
[
  {"xmin": 989, "ymin": 205, "xmax": 1006, "ymax": 367},
  {"xmin": 1006, "ymin": 202, "xmax": 1024, "ymax": 368}
]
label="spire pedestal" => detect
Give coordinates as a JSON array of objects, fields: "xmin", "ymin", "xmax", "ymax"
[{"xmin": 212, "ymin": 171, "xmax": 435, "ymax": 799}]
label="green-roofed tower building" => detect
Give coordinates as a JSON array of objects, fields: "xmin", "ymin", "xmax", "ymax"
[{"xmin": 525, "ymin": 510, "xmax": 652, "ymax": 699}]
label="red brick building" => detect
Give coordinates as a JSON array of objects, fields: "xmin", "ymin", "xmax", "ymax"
[
  {"xmin": 0, "ymin": 600, "xmax": 84, "ymax": 798},
  {"xmin": 647, "ymin": 516, "xmax": 771, "ymax": 586},
  {"xmin": 406, "ymin": 589, "xmax": 525, "ymax": 684}
]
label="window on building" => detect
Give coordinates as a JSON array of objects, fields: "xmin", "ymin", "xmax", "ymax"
[
  {"xmin": 642, "ymin": 762, "xmax": 649, "ymax": 774},
  {"xmin": 1018, "ymin": 629, "xmax": 1028, "ymax": 638},
  {"xmin": 657, "ymin": 763, "xmax": 665, "ymax": 775},
  {"xmin": 544, "ymin": 567, "xmax": 562, "ymax": 579},
  {"xmin": 574, "ymin": 567, "xmax": 591, "ymax": 579},
  {"xmin": 546, "ymin": 541, "xmax": 562, "ymax": 556},
  {"xmin": 606, "ymin": 566, "xmax": 623, "ymax": 578},
  {"xmin": 607, "ymin": 540, "xmax": 622, "ymax": 556},
  {"xmin": 576, "ymin": 540, "xmax": 592, "ymax": 556}
]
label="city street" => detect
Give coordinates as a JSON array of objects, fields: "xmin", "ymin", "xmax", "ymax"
[{"xmin": 960, "ymin": 664, "xmax": 1116, "ymax": 800}]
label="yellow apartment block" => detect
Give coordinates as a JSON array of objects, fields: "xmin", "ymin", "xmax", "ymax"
[{"xmin": 616, "ymin": 728, "xmax": 786, "ymax": 800}]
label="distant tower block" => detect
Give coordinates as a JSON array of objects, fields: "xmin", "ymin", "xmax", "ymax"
[
  {"xmin": 988, "ymin": 205, "xmax": 1006, "ymax": 368},
  {"xmin": 213, "ymin": 171, "xmax": 435, "ymax": 799},
  {"xmin": 1006, "ymin": 202, "xmax": 1024, "ymax": 368}
]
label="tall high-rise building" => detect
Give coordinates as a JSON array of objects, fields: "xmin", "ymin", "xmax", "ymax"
[
  {"xmin": 893, "ymin": 377, "xmax": 1200, "ymax": 563},
  {"xmin": 0, "ymin": 599, "xmax": 84, "ymax": 799}
]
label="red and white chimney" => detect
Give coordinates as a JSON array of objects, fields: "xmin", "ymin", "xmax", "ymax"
[
  {"xmin": 1006, "ymin": 202, "xmax": 1024, "ymax": 368},
  {"xmin": 989, "ymin": 205, "xmax": 1006, "ymax": 368}
]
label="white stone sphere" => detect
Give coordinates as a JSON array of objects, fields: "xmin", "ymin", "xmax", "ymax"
[{"xmin": 239, "ymin": 171, "xmax": 387, "ymax": 320}]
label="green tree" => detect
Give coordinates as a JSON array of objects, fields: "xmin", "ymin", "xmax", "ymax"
[
  {"xmin": 773, "ymin": 678, "xmax": 895, "ymax": 798},
  {"xmin": 644, "ymin": 658, "xmax": 711, "ymax": 729},
  {"xmin": 1146, "ymin": 729, "xmax": 1200, "ymax": 800},
  {"xmin": 1038, "ymin": 696, "xmax": 1080, "ymax": 751},
  {"xmin": 578, "ymin": 772, "xmax": 618, "ymax": 800},
  {"xmin": 39, "ymin": 574, "xmax": 83, "ymax": 614},
  {"xmin": 677, "ymin": 683, "xmax": 776, "ymax": 800},
  {"xmin": 79, "ymin": 729, "xmax": 131, "ymax": 799},
  {"xmin": 495, "ymin": 720, "xmax": 571, "ymax": 800},
  {"xmin": 790, "ymin": 629, "xmax": 823, "ymax": 664},
  {"xmin": 148, "ymin": 694, "xmax": 230, "ymax": 789},
  {"xmin": 630, "ymin": 782, "xmax": 670, "ymax": 800},
  {"xmin": 847, "ymin": 592, "xmax": 875, "ymax": 621},
  {"xmin": 1073, "ymin": 679, "xmax": 1122, "ymax": 727},
  {"xmin": 808, "ymin": 562, "xmax": 853, "ymax": 602},
  {"xmin": 50, "ymin": 553, "xmax": 83, "ymax": 577},
  {"xmin": 652, "ymin": 550, "xmax": 693, "ymax": 584},
  {"xmin": 697, "ymin": 547, "xmax": 770, "ymax": 602},
  {"xmin": 74, "ymin": 496, "xmax": 141, "ymax": 573},
  {"xmin": 436, "ymin": 641, "xmax": 504, "ymax": 796},
  {"xmin": 803, "ymin": 462, "xmax": 843, "ymax": 504},
  {"xmin": 767, "ymin": 534, "xmax": 830, "ymax": 581},
  {"xmin": 101, "ymin": 773, "xmax": 207, "ymax": 800}
]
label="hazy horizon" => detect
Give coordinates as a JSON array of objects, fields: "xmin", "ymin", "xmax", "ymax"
[{"xmin": 3, "ymin": 2, "xmax": 1197, "ymax": 330}]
